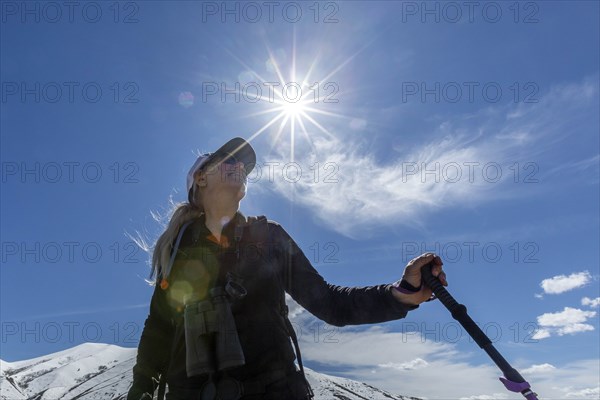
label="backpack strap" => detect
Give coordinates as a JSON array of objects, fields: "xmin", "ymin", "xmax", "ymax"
[
  {"xmin": 280, "ymin": 233, "xmax": 314, "ymax": 399},
  {"xmin": 161, "ymin": 219, "xmax": 197, "ymax": 281}
]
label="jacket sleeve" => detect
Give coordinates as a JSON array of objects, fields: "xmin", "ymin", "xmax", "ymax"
[
  {"xmin": 127, "ymin": 284, "xmax": 173, "ymax": 400},
  {"xmin": 270, "ymin": 222, "xmax": 419, "ymax": 327}
]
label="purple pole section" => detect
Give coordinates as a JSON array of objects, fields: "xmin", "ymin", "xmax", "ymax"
[{"xmin": 499, "ymin": 376, "xmax": 539, "ymax": 400}]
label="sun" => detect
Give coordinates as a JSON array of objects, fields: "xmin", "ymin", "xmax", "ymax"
[
  {"xmin": 280, "ymin": 96, "xmax": 306, "ymax": 118},
  {"xmin": 226, "ymin": 37, "xmax": 361, "ymax": 162},
  {"xmin": 242, "ymin": 58, "xmax": 340, "ymax": 162}
]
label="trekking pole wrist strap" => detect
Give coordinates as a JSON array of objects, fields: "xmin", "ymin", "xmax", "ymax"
[{"xmin": 393, "ymin": 279, "xmax": 422, "ymax": 294}]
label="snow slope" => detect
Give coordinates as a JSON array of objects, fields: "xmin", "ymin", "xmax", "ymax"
[{"xmin": 1, "ymin": 343, "xmax": 419, "ymax": 400}]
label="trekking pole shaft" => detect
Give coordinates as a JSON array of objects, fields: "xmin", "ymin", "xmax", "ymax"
[{"xmin": 420, "ymin": 263, "xmax": 539, "ymax": 400}]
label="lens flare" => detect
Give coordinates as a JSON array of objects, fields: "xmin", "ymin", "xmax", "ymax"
[{"xmin": 178, "ymin": 91, "xmax": 194, "ymax": 108}]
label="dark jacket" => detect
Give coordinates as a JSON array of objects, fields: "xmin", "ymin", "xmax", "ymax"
[{"xmin": 127, "ymin": 213, "xmax": 418, "ymax": 399}]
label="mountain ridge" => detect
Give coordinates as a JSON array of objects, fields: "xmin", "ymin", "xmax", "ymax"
[{"xmin": 1, "ymin": 343, "xmax": 420, "ymax": 400}]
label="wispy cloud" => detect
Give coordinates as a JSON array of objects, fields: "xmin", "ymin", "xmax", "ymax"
[
  {"xmin": 458, "ymin": 394, "xmax": 508, "ymax": 400},
  {"xmin": 533, "ymin": 307, "xmax": 597, "ymax": 339},
  {"xmin": 522, "ymin": 363, "xmax": 556, "ymax": 374},
  {"xmin": 539, "ymin": 271, "xmax": 592, "ymax": 295},
  {"xmin": 261, "ymin": 76, "xmax": 598, "ymax": 237},
  {"xmin": 547, "ymin": 154, "xmax": 600, "ymax": 178},
  {"xmin": 565, "ymin": 386, "xmax": 600, "ymax": 399},
  {"xmin": 378, "ymin": 358, "xmax": 428, "ymax": 371},
  {"xmin": 582, "ymin": 297, "xmax": 600, "ymax": 308}
]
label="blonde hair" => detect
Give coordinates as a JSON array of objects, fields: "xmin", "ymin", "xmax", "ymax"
[
  {"xmin": 151, "ymin": 202, "xmax": 204, "ymax": 281},
  {"xmin": 148, "ymin": 167, "xmax": 212, "ymax": 282}
]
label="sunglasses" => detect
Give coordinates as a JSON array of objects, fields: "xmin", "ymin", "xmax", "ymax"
[
  {"xmin": 218, "ymin": 153, "xmax": 240, "ymax": 166},
  {"xmin": 204, "ymin": 153, "xmax": 240, "ymax": 169}
]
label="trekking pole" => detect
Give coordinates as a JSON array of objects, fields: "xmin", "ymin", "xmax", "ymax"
[{"xmin": 421, "ymin": 263, "xmax": 540, "ymax": 400}]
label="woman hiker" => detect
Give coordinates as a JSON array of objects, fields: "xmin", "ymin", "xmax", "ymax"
[{"xmin": 127, "ymin": 137, "xmax": 447, "ymax": 400}]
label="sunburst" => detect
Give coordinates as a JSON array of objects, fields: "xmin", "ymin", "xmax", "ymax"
[{"xmin": 225, "ymin": 34, "xmax": 365, "ymax": 163}]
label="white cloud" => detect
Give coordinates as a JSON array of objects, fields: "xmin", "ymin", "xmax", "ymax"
[
  {"xmin": 558, "ymin": 323, "xmax": 595, "ymax": 336},
  {"xmin": 531, "ymin": 328, "xmax": 551, "ymax": 340},
  {"xmin": 378, "ymin": 358, "xmax": 428, "ymax": 371},
  {"xmin": 535, "ymin": 307, "xmax": 596, "ymax": 339},
  {"xmin": 267, "ymin": 133, "xmax": 521, "ymax": 238},
  {"xmin": 537, "ymin": 307, "xmax": 596, "ymax": 327},
  {"xmin": 582, "ymin": 297, "xmax": 600, "ymax": 308},
  {"xmin": 522, "ymin": 363, "xmax": 556, "ymax": 374},
  {"xmin": 540, "ymin": 271, "xmax": 591, "ymax": 294},
  {"xmin": 566, "ymin": 386, "xmax": 600, "ymax": 399},
  {"xmin": 459, "ymin": 394, "xmax": 508, "ymax": 400}
]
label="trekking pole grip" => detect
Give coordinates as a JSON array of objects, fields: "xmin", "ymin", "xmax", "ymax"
[
  {"xmin": 420, "ymin": 263, "xmax": 490, "ymax": 347},
  {"xmin": 420, "ymin": 262, "xmax": 460, "ymax": 311}
]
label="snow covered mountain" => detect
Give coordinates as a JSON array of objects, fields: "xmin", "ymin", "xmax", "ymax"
[{"xmin": 1, "ymin": 343, "xmax": 419, "ymax": 400}]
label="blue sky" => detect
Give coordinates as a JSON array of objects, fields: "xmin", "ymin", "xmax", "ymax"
[{"xmin": 1, "ymin": 1, "xmax": 599, "ymax": 399}]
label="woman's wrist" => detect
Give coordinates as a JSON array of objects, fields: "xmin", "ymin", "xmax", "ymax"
[{"xmin": 393, "ymin": 278, "xmax": 422, "ymax": 294}]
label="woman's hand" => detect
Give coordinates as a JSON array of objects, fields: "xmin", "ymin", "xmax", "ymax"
[{"xmin": 392, "ymin": 253, "xmax": 447, "ymax": 306}]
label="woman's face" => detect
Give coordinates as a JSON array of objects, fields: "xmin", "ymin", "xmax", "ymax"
[{"xmin": 195, "ymin": 153, "xmax": 247, "ymax": 202}]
